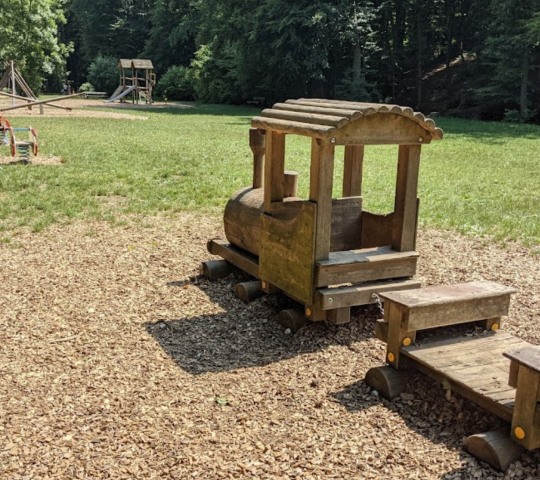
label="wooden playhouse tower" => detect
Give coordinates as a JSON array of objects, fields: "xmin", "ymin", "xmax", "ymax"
[
  {"xmin": 108, "ymin": 59, "xmax": 156, "ymax": 104},
  {"xmin": 202, "ymin": 98, "xmax": 443, "ymax": 329}
]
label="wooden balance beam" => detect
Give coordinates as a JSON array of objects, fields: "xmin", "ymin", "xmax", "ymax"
[
  {"xmin": 0, "ymin": 93, "xmax": 83, "ymax": 112},
  {"xmin": 365, "ymin": 281, "xmax": 540, "ymax": 470}
]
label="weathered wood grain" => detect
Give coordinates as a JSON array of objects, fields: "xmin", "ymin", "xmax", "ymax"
[
  {"xmin": 208, "ymin": 239, "xmax": 259, "ymax": 278},
  {"xmin": 264, "ymin": 131, "xmax": 286, "ymax": 212},
  {"xmin": 379, "ymin": 281, "xmax": 516, "ymax": 331},
  {"xmin": 249, "ymin": 128, "xmax": 265, "ymax": 188},
  {"xmin": 309, "ymin": 139, "xmax": 335, "ymax": 261},
  {"xmin": 342, "ymin": 145, "xmax": 364, "ymax": 197},
  {"xmin": 392, "ymin": 145, "xmax": 421, "ymax": 252},
  {"xmin": 315, "ymin": 247, "xmax": 418, "ymax": 287},
  {"xmin": 315, "ymin": 278, "xmax": 421, "ymax": 310},
  {"xmin": 260, "ymin": 202, "xmax": 317, "ymax": 305}
]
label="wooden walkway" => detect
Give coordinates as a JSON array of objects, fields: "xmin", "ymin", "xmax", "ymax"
[{"xmin": 402, "ymin": 331, "xmax": 529, "ymax": 422}]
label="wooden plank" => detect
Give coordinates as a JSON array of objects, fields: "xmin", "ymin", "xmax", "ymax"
[
  {"xmin": 251, "ymin": 117, "xmax": 334, "ymax": 139},
  {"xmin": 333, "ymin": 113, "xmax": 433, "ymax": 145},
  {"xmin": 392, "ymin": 145, "xmax": 421, "ymax": 252},
  {"xmin": 309, "ymin": 138, "xmax": 335, "ymax": 261},
  {"xmin": 272, "ymin": 103, "xmax": 363, "ymax": 120},
  {"xmin": 361, "ymin": 211, "xmax": 394, "ymax": 248},
  {"xmin": 381, "ymin": 282, "xmax": 517, "ymax": 309},
  {"xmin": 511, "ymin": 366, "xmax": 540, "ymax": 449},
  {"xmin": 249, "ymin": 128, "xmax": 265, "ymax": 189},
  {"xmin": 260, "ymin": 109, "xmax": 349, "ymax": 128},
  {"xmin": 342, "ymin": 145, "xmax": 364, "ymax": 197},
  {"xmin": 407, "ymin": 333, "xmax": 526, "ymax": 367},
  {"xmin": 264, "ymin": 131, "xmax": 286, "ymax": 212},
  {"xmin": 330, "ymin": 197, "xmax": 362, "ymax": 252},
  {"xmin": 260, "ymin": 202, "xmax": 317, "ymax": 305},
  {"xmin": 208, "ymin": 239, "xmax": 259, "ymax": 278},
  {"xmin": 380, "ymin": 281, "xmax": 516, "ymax": 331},
  {"xmin": 315, "ymin": 279, "xmax": 421, "ymax": 310},
  {"xmin": 315, "ymin": 247, "xmax": 418, "ymax": 287},
  {"xmin": 504, "ymin": 347, "xmax": 540, "ymax": 375},
  {"xmin": 402, "ymin": 332, "xmax": 531, "ymax": 422}
]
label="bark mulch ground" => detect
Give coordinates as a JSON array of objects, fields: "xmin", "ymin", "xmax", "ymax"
[{"xmin": 0, "ymin": 213, "xmax": 538, "ymax": 479}]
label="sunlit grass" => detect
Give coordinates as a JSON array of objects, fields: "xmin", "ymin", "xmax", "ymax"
[{"xmin": 1, "ymin": 102, "xmax": 539, "ymax": 246}]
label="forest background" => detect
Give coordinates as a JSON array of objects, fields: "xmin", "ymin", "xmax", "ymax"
[{"xmin": 1, "ymin": 0, "xmax": 540, "ymax": 122}]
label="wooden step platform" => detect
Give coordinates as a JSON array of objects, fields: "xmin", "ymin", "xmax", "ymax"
[
  {"xmin": 402, "ymin": 331, "xmax": 529, "ymax": 422},
  {"xmin": 315, "ymin": 246, "xmax": 418, "ymax": 287}
]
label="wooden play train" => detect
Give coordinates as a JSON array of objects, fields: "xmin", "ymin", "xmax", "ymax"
[{"xmin": 200, "ymin": 99, "xmax": 540, "ymax": 470}]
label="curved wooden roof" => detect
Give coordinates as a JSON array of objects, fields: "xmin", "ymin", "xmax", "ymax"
[{"xmin": 251, "ymin": 98, "xmax": 443, "ymax": 144}]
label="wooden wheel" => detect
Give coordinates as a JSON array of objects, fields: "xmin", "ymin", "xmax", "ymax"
[
  {"xmin": 464, "ymin": 428, "xmax": 523, "ymax": 471},
  {"xmin": 365, "ymin": 366, "xmax": 409, "ymax": 399},
  {"xmin": 277, "ymin": 309, "xmax": 306, "ymax": 333},
  {"xmin": 235, "ymin": 280, "xmax": 264, "ymax": 303},
  {"xmin": 200, "ymin": 260, "xmax": 233, "ymax": 280}
]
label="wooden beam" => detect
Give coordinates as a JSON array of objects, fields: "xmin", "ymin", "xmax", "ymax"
[
  {"xmin": 0, "ymin": 93, "xmax": 83, "ymax": 112},
  {"xmin": 309, "ymin": 138, "xmax": 335, "ymax": 261},
  {"xmin": 263, "ymin": 131, "xmax": 286, "ymax": 212},
  {"xmin": 342, "ymin": 145, "xmax": 364, "ymax": 197},
  {"xmin": 0, "ymin": 91, "xmax": 71, "ymax": 111},
  {"xmin": 510, "ymin": 366, "xmax": 540, "ymax": 449},
  {"xmin": 249, "ymin": 128, "xmax": 265, "ymax": 189},
  {"xmin": 392, "ymin": 145, "xmax": 421, "ymax": 252}
]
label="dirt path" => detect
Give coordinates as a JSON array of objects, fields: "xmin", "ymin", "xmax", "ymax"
[
  {"xmin": 0, "ymin": 214, "xmax": 538, "ymax": 479},
  {"xmin": 0, "ymin": 98, "xmax": 193, "ymax": 120}
]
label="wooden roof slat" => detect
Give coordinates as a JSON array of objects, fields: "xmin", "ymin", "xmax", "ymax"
[
  {"xmin": 251, "ymin": 99, "xmax": 443, "ymax": 141},
  {"xmin": 132, "ymin": 59, "xmax": 154, "ymax": 69},
  {"xmin": 300, "ymin": 98, "xmax": 410, "ymax": 116},
  {"xmin": 251, "ymin": 116, "xmax": 335, "ymax": 139},
  {"xmin": 260, "ymin": 109, "xmax": 349, "ymax": 128},
  {"xmin": 272, "ymin": 103, "xmax": 363, "ymax": 121}
]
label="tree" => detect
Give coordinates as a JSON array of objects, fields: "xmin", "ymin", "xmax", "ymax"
[
  {"xmin": 70, "ymin": 0, "xmax": 155, "ymax": 66},
  {"xmin": 143, "ymin": 0, "xmax": 199, "ymax": 74},
  {"xmin": 481, "ymin": 0, "xmax": 540, "ymax": 118},
  {"xmin": 0, "ymin": 0, "xmax": 71, "ymax": 92}
]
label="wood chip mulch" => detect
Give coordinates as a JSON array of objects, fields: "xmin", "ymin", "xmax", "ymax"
[{"xmin": 0, "ymin": 213, "xmax": 538, "ymax": 479}]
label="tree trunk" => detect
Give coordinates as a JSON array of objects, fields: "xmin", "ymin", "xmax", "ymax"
[
  {"xmin": 417, "ymin": 2, "xmax": 423, "ymax": 109},
  {"xmin": 353, "ymin": 43, "xmax": 362, "ymax": 85},
  {"xmin": 520, "ymin": 49, "xmax": 529, "ymax": 117}
]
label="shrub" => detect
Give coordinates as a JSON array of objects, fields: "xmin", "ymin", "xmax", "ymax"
[
  {"xmin": 88, "ymin": 55, "xmax": 118, "ymax": 95},
  {"xmin": 155, "ymin": 65, "xmax": 195, "ymax": 101},
  {"xmin": 79, "ymin": 82, "xmax": 95, "ymax": 92}
]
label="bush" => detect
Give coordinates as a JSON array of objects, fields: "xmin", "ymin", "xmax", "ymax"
[
  {"xmin": 79, "ymin": 82, "xmax": 95, "ymax": 92},
  {"xmin": 88, "ymin": 55, "xmax": 119, "ymax": 95},
  {"xmin": 155, "ymin": 65, "xmax": 195, "ymax": 101}
]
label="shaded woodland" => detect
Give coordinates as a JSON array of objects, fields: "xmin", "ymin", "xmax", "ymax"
[{"xmin": 2, "ymin": 0, "xmax": 540, "ymax": 120}]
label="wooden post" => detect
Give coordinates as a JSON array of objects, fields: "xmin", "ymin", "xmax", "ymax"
[
  {"xmin": 309, "ymin": 138, "xmax": 335, "ymax": 261},
  {"xmin": 249, "ymin": 128, "xmax": 265, "ymax": 188},
  {"xmin": 10, "ymin": 61, "xmax": 16, "ymax": 107},
  {"xmin": 342, "ymin": 145, "xmax": 364, "ymax": 197},
  {"xmin": 283, "ymin": 171, "xmax": 298, "ymax": 197},
  {"xmin": 263, "ymin": 130, "xmax": 286, "ymax": 213},
  {"xmin": 392, "ymin": 145, "xmax": 421, "ymax": 252}
]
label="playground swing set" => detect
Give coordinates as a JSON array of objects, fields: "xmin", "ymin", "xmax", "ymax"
[{"xmin": 200, "ymin": 98, "xmax": 540, "ymax": 470}]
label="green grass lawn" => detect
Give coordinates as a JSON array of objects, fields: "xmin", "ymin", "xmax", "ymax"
[{"xmin": 1, "ymin": 102, "xmax": 539, "ymax": 247}]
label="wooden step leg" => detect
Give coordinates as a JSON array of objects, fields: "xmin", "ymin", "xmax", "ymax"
[
  {"xmin": 235, "ymin": 280, "xmax": 265, "ymax": 303},
  {"xmin": 200, "ymin": 260, "xmax": 233, "ymax": 281},
  {"xmin": 327, "ymin": 307, "xmax": 351, "ymax": 325},
  {"xmin": 365, "ymin": 366, "xmax": 409, "ymax": 399},
  {"xmin": 464, "ymin": 428, "xmax": 523, "ymax": 471},
  {"xmin": 277, "ymin": 309, "xmax": 306, "ymax": 333}
]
